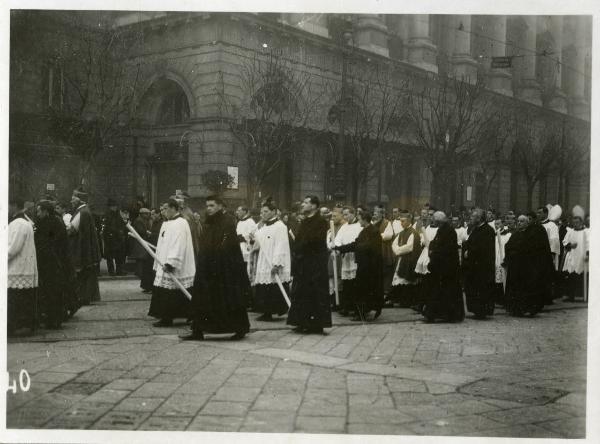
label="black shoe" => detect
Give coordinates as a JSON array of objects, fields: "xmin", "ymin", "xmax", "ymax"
[
  {"xmin": 179, "ymin": 331, "xmax": 204, "ymax": 341},
  {"xmin": 373, "ymin": 308, "xmax": 382, "ymax": 320},
  {"xmin": 292, "ymin": 326, "xmax": 308, "ymax": 334},
  {"xmin": 108, "ymin": 271, "xmax": 116, "ymax": 276},
  {"xmin": 307, "ymin": 327, "xmax": 325, "ymax": 335},
  {"xmin": 256, "ymin": 314, "xmax": 274, "ymax": 322},
  {"xmin": 153, "ymin": 320, "xmax": 173, "ymax": 327},
  {"xmin": 230, "ymin": 332, "xmax": 246, "ymax": 340}
]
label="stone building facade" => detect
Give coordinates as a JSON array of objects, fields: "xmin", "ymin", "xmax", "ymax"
[{"xmin": 9, "ymin": 11, "xmax": 592, "ymax": 213}]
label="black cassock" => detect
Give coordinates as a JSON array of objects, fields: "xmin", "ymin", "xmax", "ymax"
[
  {"xmin": 286, "ymin": 213, "xmax": 332, "ymax": 331},
  {"xmin": 462, "ymin": 223, "xmax": 495, "ymax": 318},
  {"xmin": 35, "ymin": 214, "xmax": 69, "ymax": 327},
  {"xmin": 69, "ymin": 205, "xmax": 101, "ymax": 305},
  {"xmin": 336, "ymin": 224, "xmax": 383, "ymax": 316},
  {"xmin": 423, "ymin": 223, "xmax": 464, "ymax": 322},
  {"xmin": 192, "ymin": 210, "xmax": 250, "ymax": 335},
  {"xmin": 504, "ymin": 224, "xmax": 552, "ymax": 316}
]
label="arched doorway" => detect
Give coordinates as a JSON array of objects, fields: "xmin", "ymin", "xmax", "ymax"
[{"xmin": 138, "ymin": 77, "xmax": 192, "ymax": 207}]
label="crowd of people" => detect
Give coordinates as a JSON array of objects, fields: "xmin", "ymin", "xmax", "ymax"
[{"xmin": 7, "ymin": 187, "xmax": 590, "ymax": 338}]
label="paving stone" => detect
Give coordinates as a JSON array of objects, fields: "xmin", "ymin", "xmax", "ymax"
[
  {"xmin": 262, "ymin": 378, "xmax": 306, "ymax": 394},
  {"xmin": 32, "ymin": 371, "xmax": 79, "ymax": 385},
  {"xmin": 406, "ymin": 415, "xmax": 505, "ymax": 436},
  {"xmin": 348, "ymin": 394, "xmax": 394, "ymax": 408},
  {"xmin": 73, "ymin": 369, "xmax": 126, "ymax": 384},
  {"xmin": 103, "ymin": 378, "xmax": 145, "ymax": 391},
  {"xmin": 213, "ymin": 386, "xmax": 261, "ymax": 403},
  {"xmin": 7, "ymin": 406, "xmax": 61, "ymax": 428},
  {"xmin": 52, "ymin": 382, "xmax": 104, "ymax": 396},
  {"xmin": 187, "ymin": 414, "xmax": 243, "ymax": 432},
  {"xmin": 295, "ymin": 415, "xmax": 346, "ymax": 433},
  {"xmin": 253, "ymin": 393, "xmax": 303, "ymax": 412},
  {"xmin": 91, "ymin": 410, "xmax": 151, "ymax": 430},
  {"xmin": 130, "ymin": 382, "xmax": 180, "ymax": 398},
  {"xmin": 461, "ymin": 424, "xmax": 567, "ymax": 438},
  {"xmin": 386, "ymin": 377, "xmax": 427, "ymax": 393},
  {"xmin": 114, "ymin": 397, "xmax": 164, "ymax": 412},
  {"xmin": 482, "ymin": 404, "xmax": 574, "ymax": 426},
  {"xmin": 460, "ymin": 378, "xmax": 567, "ymax": 404},
  {"xmin": 43, "ymin": 402, "xmax": 113, "ymax": 429},
  {"xmin": 83, "ymin": 389, "xmax": 130, "ymax": 404},
  {"xmin": 138, "ymin": 415, "xmax": 192, "ymax": 431},
  {"xmin": 200, "ymin": 400, "xmax": 251, "ymax": 416},
  {"xmin": 536, "ymin": 416, "xmax": 585, "ymax": 438},
  {"xmin": 225, "ymin": 373, "xmax": 271, "ymax": 388},
  {"xmin": 153, "ymin": 394, "xmax": 210, "ymax": 416},
  {"xmin": 241, "ymin": 410, "xmax": 295, "ymax": 433},
  {"xmin": 348, "ymin": 407, "xmax": 414, "ymax": 425},
  {"xmin": 251, "ymin": 347, "xmax": 351, "ymax": 368},
  {"xmin": 392, "ymin": 391, "xmax": 437, "ymax": 406},
  {"xmin": 124, "ymin": 366, "xmax": 164, "ymax": 379},
  {"xmin": 554, "ymin": 392, "xmax": 586, "ymax": 407}
]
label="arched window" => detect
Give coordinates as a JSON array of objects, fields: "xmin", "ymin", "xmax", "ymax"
[
  {"xmin": 157, "ymin": 81, "xmax": 190, "ymax": 125},
  {"xmin": 139, "ymin": 77, "xmax": 191, "ymax": 126}
]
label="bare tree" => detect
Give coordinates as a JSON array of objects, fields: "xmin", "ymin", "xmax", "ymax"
[
  {"xmin": 555, "ymin": 118, "xmax": 590, "ymax": 206},
  {"xmin": 405, "ymin": 72, "xmax": 492, "ymax": 210},
  {"xmin": 327, "ymin": 62, "xmax": 409, "ymax": 204},
  {"xmin": 217, "ymin": 51, "xmax": 321, "ymax": 207},
  {"xmin": 510, "ymin": 105, "xmax": 560, "ymax": 210},
  {"xmin": 471, "ymin": 103, "xmax": 511, "ymax": 207},
  {"xmin": 36, "ymin": 13, "xmax": 146, "ymax": 188}
]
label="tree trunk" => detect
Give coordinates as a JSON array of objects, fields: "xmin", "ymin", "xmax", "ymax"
[{"xmin": 430, "ymin": 168, "xmax": 447, "ymax": 210}]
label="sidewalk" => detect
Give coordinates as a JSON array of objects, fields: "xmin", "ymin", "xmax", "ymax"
[{"xmin": 5, "ymin": 279, "xmax": 588, "ymax": 437}]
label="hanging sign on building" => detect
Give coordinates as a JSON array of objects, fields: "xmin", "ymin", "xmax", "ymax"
[
  {"xmin": 227, "ymin": 166, "xmax": 239, "ymax": 190},
  {"xmin": 46, "ymin": 183, "xmax": 55, "ymax": 191},
  {"xmin": 466, "ymin": 186, "xmax": 473, "ymax": 202},
  {"xmin": 491, "ymin": 56, "xmax": 512, "ymax": 69}
]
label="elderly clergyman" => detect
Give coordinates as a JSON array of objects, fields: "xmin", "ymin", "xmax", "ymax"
[
  {"xmin": 68, "ymin": 189, "xmax": 101, "ymax": 305},
  {"xmin": 422, "ymin": 211, "xmax": 464, "ymax": 323}
]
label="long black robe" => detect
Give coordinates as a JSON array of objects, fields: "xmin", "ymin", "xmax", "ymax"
[
  {"xmin": 70, "ymin": 205, "xmax": 101, "ymax": 305},
  {"xmin": 423, "ymin": 223, "xmax": 464, "ymax": 322},
  {"xmin": 141, "ymin": 219, "xmax": 163, "ymax": 292},
  {"xmin": 504, "ymin": 224, "xmax": 551, "ymax": 316},
  {"xmin": 462, "ymin": 222, "xmax": 495, "ymax": 317},
  {"xmin": 192, "ymin": 210, "xmax": 250, "ymax": 334},
  {"xmin": 35, "ymin": 214, "xmax": 69, "ymax": 327},
  {"xmin": 286, "ymin": 213, "xmax": 332, "ymax": 330},
  {"xmin": 337, "ymin": 224, "xmax": 383, "ymax": 316}
]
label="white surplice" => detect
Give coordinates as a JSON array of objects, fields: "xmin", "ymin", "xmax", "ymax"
[
  {"xmin": 153, "ymin": 216, "xmax": 196, "ymax": 289},
  {"xmin": 334, "ymin": 221, "xmax": 363, "ymax": 280},
  {"xmin": 251, "ymin": 219, "xmax": 291, "ymax": 285}
]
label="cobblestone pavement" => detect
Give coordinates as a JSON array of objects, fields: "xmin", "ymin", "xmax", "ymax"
[{"xmin": 5, "ymin": 278, "xmax": 588, "ymax": 438}]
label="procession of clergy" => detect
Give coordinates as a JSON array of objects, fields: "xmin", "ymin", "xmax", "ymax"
[{"xmin": 7, "ymin": 187, "xmax": 590, "ymax": 339}]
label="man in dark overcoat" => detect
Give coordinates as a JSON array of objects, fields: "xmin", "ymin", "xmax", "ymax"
[
  {"xmin": 181, "ymin": 196, "xmax": 251, "ymax": 341},
  {"xmin": 286, "ymin": 195, "xmax": 332, "ymax": 334},
  {"xmin": 462, "ymin": 208, "xmax": 495, "ymax": 319}
]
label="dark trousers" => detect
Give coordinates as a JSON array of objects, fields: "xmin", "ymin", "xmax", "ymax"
[
  {"xmin": 106, "ymin": 254, "xmax": 125, "ymax": 274},
  {"xmin": 564, "ymin": 272, "xmax": 585, "ymax": 301}
]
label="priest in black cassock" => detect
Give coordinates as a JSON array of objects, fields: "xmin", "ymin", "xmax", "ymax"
[
  {"xmin": 68, "ymin": 189, "xmax": 101, "ymax": 305},
  {"xmin": 181, "ymin": 196, "xmax": 251, "ymax": 341},
  {"xmin": 334, "ymin": 211, "xmax": 383, "ymax": 321},
  {"xmin": 504, "ymin": 214, "xmax": 550, "ymax": 316},
  {"xmin": 34, "ymin": 200, "xmax": 70, "ymax": 329},
  {"xmin": 422, "ymin": 211, "xmax": 464, "ymax": 323},
  {"xmin": 286, "ymin": 195, "xmax": 332, "ymax": 334},
  {"xmin": 462, "ymin": 208, "xmax": 495, "ymax": 319}
]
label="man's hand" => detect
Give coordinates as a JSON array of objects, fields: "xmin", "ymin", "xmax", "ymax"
[
  {"xmin": 163, "ymin": 263, "xmax": 175, "ymax": 273},
  {"xmin": 271, "ymin": 265, "xmax": 282, "ymax": 275}
]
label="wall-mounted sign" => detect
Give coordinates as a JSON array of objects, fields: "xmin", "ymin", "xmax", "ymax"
[
  {"xmin": 491, "ymin": 56, "xmax": 512, "ymax": 69},
  {"xmin": 46, "ymin": 183, "xmax": 55, "ymax": 191},
  {"xmin": 227, "ymin": 166, "xmax": 239, "ymax": 190},
  {"xmin": 466, "ymin": 186, "xmax": 473, "ymax": 202}
]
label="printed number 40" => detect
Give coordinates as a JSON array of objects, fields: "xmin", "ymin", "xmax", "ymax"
[{"xmin": 7, "ymin": 370, "xmax": 31, "ymax": 394}]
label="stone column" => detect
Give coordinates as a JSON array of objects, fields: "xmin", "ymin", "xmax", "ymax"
[
  {"xmin": 451, "ymin": 15, "xmax": 478, "ymax": 80},
  {"xmin": 285, "ymin": 13, "xmax": 329, "ymax": 38},
  {"xmin": 354, "ymin": 14, "xmax": 389, "ymax": 57},
  {"xmin": 568, "ymin": 16, "xmax": 589, "ymax": 119},
  {"xmin": 546, "ymin": 16, "xmax": 567, "ymax": 113},
  {"xmin": 515, "ymin": 16, "xmax": 541, "ymax": 105},
  {"xmin": 486, "ymin": 15, "xmax": 512, "ymax": 96},
  {"xmin": 406, "ymin": 14, "xmax": 438, "ymax": 72}
]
